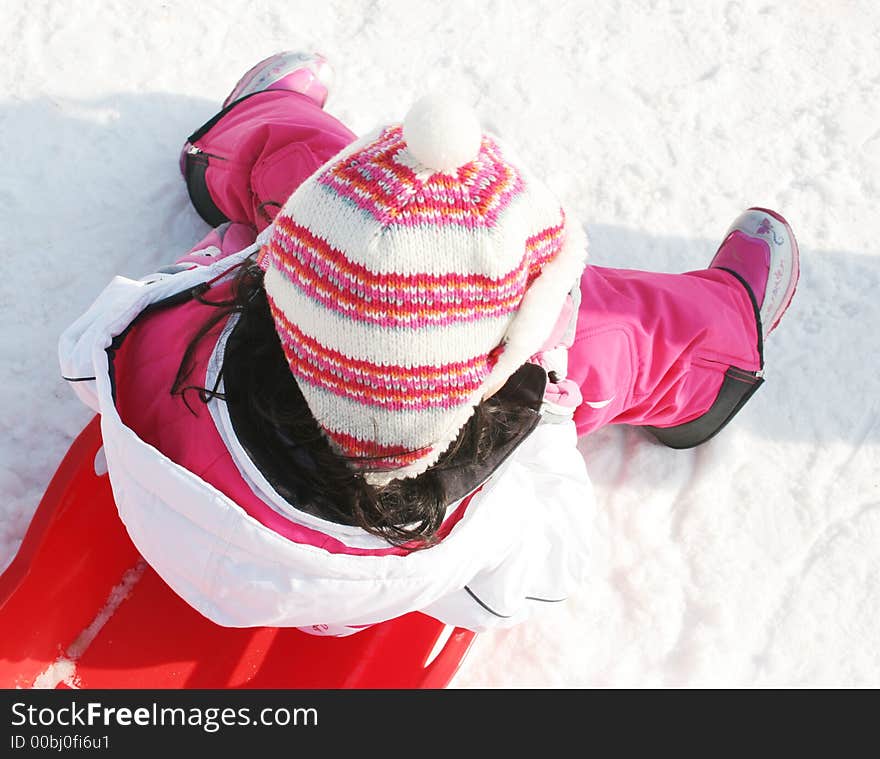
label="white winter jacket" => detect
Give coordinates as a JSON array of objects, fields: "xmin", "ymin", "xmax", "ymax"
[{"xmin": 59, "ymin": 244, "xmax": 594, "ymax": 635}]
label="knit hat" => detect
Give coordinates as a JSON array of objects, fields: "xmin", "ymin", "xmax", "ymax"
[{"xmin": 258, "ymin": 94, "xmax": 587, "ymax": 484}]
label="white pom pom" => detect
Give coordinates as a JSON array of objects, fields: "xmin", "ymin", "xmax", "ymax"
[{"xmin": 402, "ymin": 94, "xmax": 482, "ymax": 171}]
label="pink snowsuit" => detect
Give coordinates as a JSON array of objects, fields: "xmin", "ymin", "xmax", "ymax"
[{"xmin": 180, "ymin": 89, "xmax": 762, "ymax": 441}]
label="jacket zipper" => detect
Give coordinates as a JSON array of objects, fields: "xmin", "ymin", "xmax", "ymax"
[{"xmin": 186, "ymin": 145, "xmax": 227, "ymax": 162}]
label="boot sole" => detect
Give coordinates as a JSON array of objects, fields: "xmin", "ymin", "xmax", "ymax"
[{"xmin": 747, "ymin": 206, "xmax": 800, "ymax": 337}]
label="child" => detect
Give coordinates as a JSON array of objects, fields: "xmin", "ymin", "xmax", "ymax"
[{"xmin": 59, "ymin": 52, "xmax": 798, "ymax": 636}]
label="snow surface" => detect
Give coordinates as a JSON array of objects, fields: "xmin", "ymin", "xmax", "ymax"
[{"xmin": 2, "ymin": 0, "xmax": 878, "ymax": 688}]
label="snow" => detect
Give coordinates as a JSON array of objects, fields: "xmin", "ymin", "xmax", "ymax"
[
  {"xmin": 32, "ymin": 560, "xmax": 147, "ymax": 690},
  {"xmin": 1, "ymin": 0, "xmax": 878, "ymax": 688}
]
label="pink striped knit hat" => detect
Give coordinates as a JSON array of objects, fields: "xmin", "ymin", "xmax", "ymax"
[{"xmin": 258, "ymin": 95, "xmax": 587, "ymax": 484}]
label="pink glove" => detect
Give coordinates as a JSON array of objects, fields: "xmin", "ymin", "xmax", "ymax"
[{"xmin": 175, "ymin": 222, "xmax": 258, "ymax": 266}]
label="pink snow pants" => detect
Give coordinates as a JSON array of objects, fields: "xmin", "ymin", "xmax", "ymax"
[{"xmin": 182, "ymin": 90, "xmax": 763, "ymax": 446}]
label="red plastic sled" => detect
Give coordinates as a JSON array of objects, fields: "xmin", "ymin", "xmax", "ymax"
[{"xmin": 0, "ymin": 416, "xmax": 475, "ymax": 689}]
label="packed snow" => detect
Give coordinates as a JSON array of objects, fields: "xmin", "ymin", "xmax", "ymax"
[{"xmin": 1, "ymin": 0, "xmax": 878, "ymax": 687}]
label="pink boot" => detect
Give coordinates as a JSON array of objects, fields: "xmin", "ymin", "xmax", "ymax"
[
  {"xmin": 221, "ymin": 51, "xmax": 333, "ymax": 109},
  {"xmin": 180, "ymin": 52, "xmax": 334, "ymax": 177},
  {"xmin": 708, "ymin": 207, "xmax": 800, "ymax": 340},
  {"xmin": 638, "ymin": 208, "xmax": 799, "ymax": 447},
  {"xmin": 571, "ymin": 208, "xmax": 799, "ymax": 448}
]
